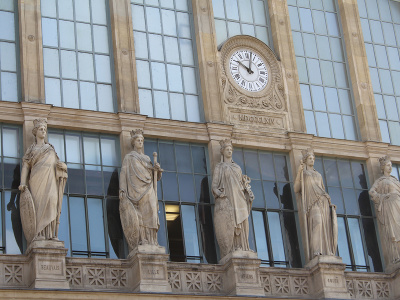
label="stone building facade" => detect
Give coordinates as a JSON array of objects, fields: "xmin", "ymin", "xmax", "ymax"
[{"xmin": 0, "ymin": 0, "xmax": 400, "ymax": 299}]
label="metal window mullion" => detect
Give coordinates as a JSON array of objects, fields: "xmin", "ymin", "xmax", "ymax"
[
  {"xmin": 71, "ymin": 0, "xmax": 83, "ymax": 110},
  {"xmin": 161, "ymin": 8, "xmax": 174, "ymax": 120},
  {"xmin": 88, "ymin": 0, "xmax": 100, "ymax": 111},
  {"xmin": 262, "ymin": 210, "xmax": 275, "ymax": 266},
  {"xmin": 140, "ymin": 4, "xmax": 157, "ymax": 118},
  {"xmin": 98, "ymin": 136, "xmax": 110, "ymax": 257},
  {"xmin": 342, "ymin": 216, "xmax": 357, "ymax": 270},
  {"xmin": 53, "ymin": 0, "xmax": 65, "ymax": 107},
  {"xmin": 80, "ymin": 133, "xmax": 91, "ymax": 255},
  {"xmin": 173, "ymin": 5, "xmax": 188, "ymax": 121}
]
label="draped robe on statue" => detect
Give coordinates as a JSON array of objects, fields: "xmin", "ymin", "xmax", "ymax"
[
  {"xmin": 119, "ymin": 151, "xmax": 159, "ymax": 235},
  {"xmin": 369, "ymin": 175, "xmax": 400, "ymax": 264},
  {"xmin": 301, "ymin": 168, "xmax": 337, "ymax": 261},
  {"xmin": 212, "ymin": 161, "xmax": 251, "ymax": 257},
  {"xmin": 23, "ymin": 143, "xmax": 65, "ymax": 238}
]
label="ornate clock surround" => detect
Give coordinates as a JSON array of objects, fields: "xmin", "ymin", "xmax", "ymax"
[{"xmin": 219, "ymin": 36, "xmax": 289, "ymax": 132}]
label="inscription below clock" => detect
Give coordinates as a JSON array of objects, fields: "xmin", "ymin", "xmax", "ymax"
[{"xmin": 229, "ymin": 49, "xmax": 268, "ymax": 92}]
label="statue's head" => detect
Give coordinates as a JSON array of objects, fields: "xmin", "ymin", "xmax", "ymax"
[
  {"xmin": 130, "ymin": 129, "xmax": 144, "ymax": 150},
  {"xmin": 301, "ymin": 148, "xmax": 315, "ymax": 164},
  {"xmin": 32, "ymin": 118, "xmax": 48, "ymax": 138},
  {"xmin": 379, "ymin": 155, "xmax": 392, "ymax": 174},
  {"xmin": 219, "ymin": 138, "xmax": 233, "ymax": 162}
]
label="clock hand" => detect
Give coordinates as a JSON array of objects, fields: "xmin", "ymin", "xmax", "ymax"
[
  {"xmin": 234, "ymin": 60, "xmax": 253, "ymax": 74},
  {"xmin": 248, "ymin": 52, "xmax": 253, "ymax": 74}
]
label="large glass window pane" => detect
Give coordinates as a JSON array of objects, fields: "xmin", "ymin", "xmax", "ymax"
[
  {"xmin": 289, "ymin": 1, "xmax": 358, "ymax": 140},
  {"xmin": 41, "ymin": 0, "xmax": 115, "ymax": 111},
  {"xmin": 133, "ymin": 1, "xmax": 202, "ymax": 122}
]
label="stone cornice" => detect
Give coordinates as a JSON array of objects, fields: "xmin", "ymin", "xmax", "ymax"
[{"xmin": 3, "ymin": 101, "xmax": 400, "ymax": 162}]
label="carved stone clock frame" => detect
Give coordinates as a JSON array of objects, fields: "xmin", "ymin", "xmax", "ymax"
[{"xmin": 219, "ymin": 36, "xmax": 290, "ymax": 133}]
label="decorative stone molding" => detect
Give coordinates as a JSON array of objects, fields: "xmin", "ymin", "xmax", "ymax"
[{"xmin": 218, "ymin": 36, "xmax": 289, "ymax": 133}]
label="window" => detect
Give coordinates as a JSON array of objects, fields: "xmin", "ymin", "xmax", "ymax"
[
  {"xmin": 48, "ymin": 131, "xmax": 121, "ymax": 258},
  {"xmin": 314, "ymin": 157, "xmax": 382, "ymax": 271},
  {"xmin": 143, "ymin": 139, "xmax": 216, "ymax": 263},
  {"xmin": 288, "ymin": 0, "xmax": 358, "ymax": 140},
  {"xmin": 131, "ymin": 0, "xmax": 202, "ymax": 122},
  {"xmin": 358, "ymin": 0, "xmax": 400, "ymax": 145},
  {"xmin": 41, "ymin": 0, "xmax": 115, "ymax": 112},
  {"xmin": 233, "ymin": 148, "xmax": 302, "ymax": 268},
  {"xmin": 0, "ymin": 1, "xmax": 18, "ymax": 102},
  {"xmin": 0, "ymin": 124, "xmax": 22, "ymax": 254},
  {"xmin": 212, "ymin": 0, "xmax": 272, "ymax": 47}
]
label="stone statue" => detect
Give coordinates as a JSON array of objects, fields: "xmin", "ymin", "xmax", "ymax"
[
  {"xmin": 119, "ymin": 129, "xmax": 162, "ymax": 252},
  {"xmin": 294, "ymin": 148, "xmax": 337, "ymax": 262},
  {"xmin": 212, "ymin": 139, "xmax": 254, "ymax": 259},
  {"xmin": 19, "ymin": 119, "xmax": 68, "ymax": 245},
  {"xmin": 369, "ymin": 156, "xmax": 400, "ymax": 267}
]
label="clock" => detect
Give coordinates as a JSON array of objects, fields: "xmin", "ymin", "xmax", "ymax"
[{"xmin": 229, "ymin": 49, "xmax": 268, "ymax": 92}]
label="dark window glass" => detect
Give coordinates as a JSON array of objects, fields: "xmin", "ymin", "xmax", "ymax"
[
  {"xmin": 235, "ymin": 148, "xmax": 301, "ymax": 267},
  {"xmin": 252, "ymin": 180, "xmax": 265, "ymax": 208},
  {"xmin": 48, "ymin": 131, "xmax": 120, "ymax": 258},
  {"xmin": 176, "ymin": 144, "xmax": 192, "ymax": 173},
  {"xmin": 159, "ymin": 143, "xmax": 176, "ymax": 171},
  {"xmin": 282, "ymin": 212, "xmax": 302, "ymax": 268},
  {"xmin": 162, "ymin": 172, "xmax": 179, "ymax": 200},
  {"xmin": 192, "ymin": 146, "xmax": 207, "ymax": 174},
  {"xmin": 319, "ymin": 157, "xmax": 381, "ymax": 271},
  {"xmin": 0, "ymin": 125, "xmax": 22, "ymax": 254},
  {"xmin": 149, "ymin": 140, "xmax": 214, "ymax": 263},
  {"xmin": 362, "ymin": 218, "xmax": 383, "ymax": 272},
  {"xmin": 263, "ymin": 181, "xmax": 280, "ymax": 209}
]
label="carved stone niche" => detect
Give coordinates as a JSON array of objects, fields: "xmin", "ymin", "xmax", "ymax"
[{"xmin": 219, "ymin": 35, "xmax": 289, "ymax": 133}]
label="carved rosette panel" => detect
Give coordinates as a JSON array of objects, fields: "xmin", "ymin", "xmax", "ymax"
[
  {"xmin": 376, "ymin": 281, "xmax": 390, "ymax": 299},
  {"xmin": 66, "ymin": 267, "xmax": 82, "ymax": 286},
  {"xmin": 168, "ymin": 271, "xmax": 181, "ymax": 291},
  {"xmin": 110, "ymin": 269, "xmax": 127, "ymax": 287},
  {"xmin": 219, "ymin": 36, "xmax": 289, "ymax": 132},
  {"xmin": 260, "ymin": 274, "xmax": 271, "ymax": 294},
  {"xmin": 4, "ymin": 264, "xmax": 23, "ymax": 285},
  {"xmin": 356, "ymin": 280, "xmax": 373, "ymax": 298}
]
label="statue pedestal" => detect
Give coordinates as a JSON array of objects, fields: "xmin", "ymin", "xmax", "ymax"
[
  {"xmin": 128, "ymin": 245, "xmax": 172, "ymax": 293},
  {"xmin": 26, "ymin": 240, "xmax": 69, "ymax": 289},
  {"xmin": 220, "ymin": 250, "xmax": 264, "ymax": 296},
  {"xmin": 306, "ymin": 255, "xmax": 350, "ymax": 299}
]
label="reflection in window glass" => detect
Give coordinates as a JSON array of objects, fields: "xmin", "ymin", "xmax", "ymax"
[
  {"xmin": 41, "ymin": 0, "xmax": 115, "ymax": 112},
  {"xmin": 0, "ymin": 1, "xmax": 19, "ymax": 102},
  {"xmin": 145, "ymin": 140, "xmax": 216, "ymax": 263},
  {"xmin": 48, "ymin": 130, "xmax": 121, "ymax": 258},
  {"xmin": 212, "ymin": 0, "xmax": 272, "ymax": 47},
  {"xmin": 132, "ymin": 1, "xmax": 202, "ymax": 122},
  {"xmin": 317, "ymin": 157, "xmax": 382, "ymax": 271},
  {"xmin": 358, "ymin": 0, "xmax": 400, "ymax": 145},
  {"xmin": 234, "ymin": 147, "xmax": 301, "ymax": 268},
  {"xmin": 289, "ymin": 0, "xmax": 358, "ymax": 140},
  {"xmin": 0, "ymin": 125, "xmax": 22, "ymax": 254}
]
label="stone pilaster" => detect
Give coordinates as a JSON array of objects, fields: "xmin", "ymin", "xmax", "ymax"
[
  {"xmin": 307, "ymin": 255, "xmax": 350, "ymax": 299},
  {"xmin": 109, "ymin": 0, "xmax": 139, "ymax": 113},
  {"xmin": 26, "ymin": 240, "xmax": 69, "ymax": 289},
  {"xmin": 337, "ymin": 0, "xmax": 381, "ymax": 142},
  {"xmin": 128, "ymin": 245, "xmax": 171, "ymax": 293},
  {"xmin": 267, "ymin": 0, "xmax": 306, "ymax": 132},
  {"xmin": 19, "ymin": 0, "xmax": 45, "ymax": 103},
  {"xmin": 220, "ymin": 251, "xmax": 264, "ymax": 296},
  {"xmin": 192, "ymin": 0, "xmax": 225, "ymax": 122}
]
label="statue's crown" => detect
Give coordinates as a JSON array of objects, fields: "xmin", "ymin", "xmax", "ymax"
[
  {"xmin": 301, "ymin": 148, "xmax": 314, "ymax": 161},
  {"xmin": 33, "ymin": 118, "xmax": 47, "ymax": 129},
  {"xmin": 130, "ymin": 129, "xmax": 143, "ymax": 138},
  {"xmin": 379, "ymin": 155, "xmax": 391, "ymax": 168},
  {"xmin": 219, "ymin": 138, "xmax": 232, "ymax": 149}
]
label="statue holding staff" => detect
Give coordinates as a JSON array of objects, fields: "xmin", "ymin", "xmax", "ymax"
[
  {"xmin": 119, "ymin": 129, "xmax": 163, "ymax": 251},
  {"xmin": 294, "ymin": 148, "xmax": 337, "ymax": 262},
  {"xmin": 212, "ymin": 139, "xmax": 254, "ymax": 259},
  {"xmin": 19, "ymin": 118, "xmax": 68, "ymax": 245}
]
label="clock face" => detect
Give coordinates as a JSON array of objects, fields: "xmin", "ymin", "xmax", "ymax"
[{"xmin": 229, "ymin": 49, "xmax": 268, "ymax": 92}]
